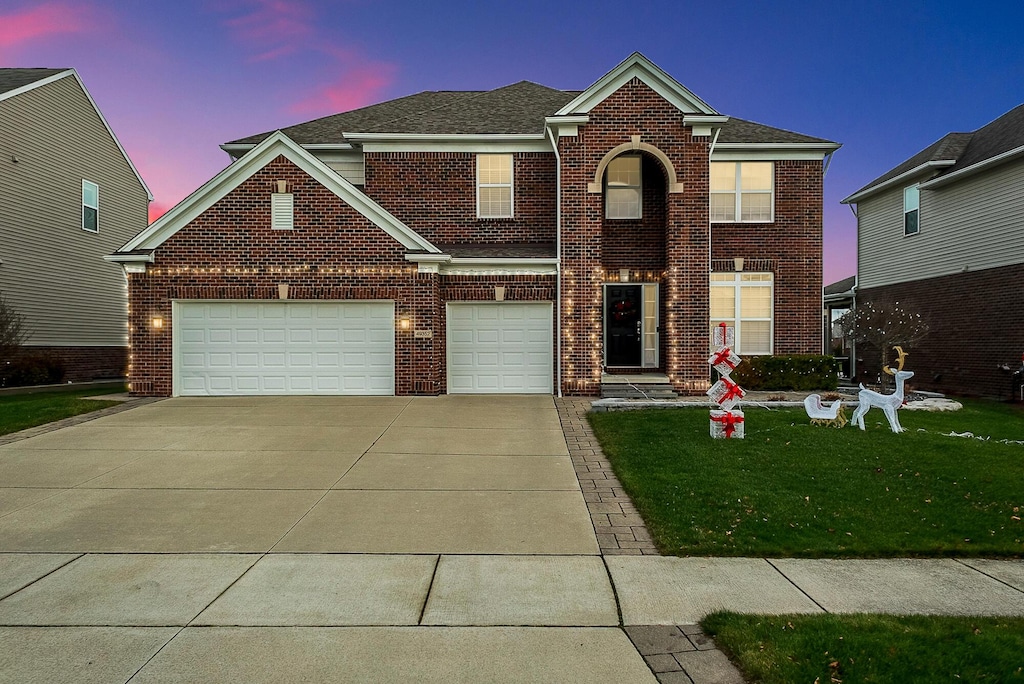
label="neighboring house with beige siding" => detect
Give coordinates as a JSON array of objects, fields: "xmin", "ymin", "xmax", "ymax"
[
  {"xmin": 841, "ymin": 103, "xmax": 1024, "ymax": 398},
  {"xmin": 0, "ymin": 68, "xmax": 150, "ymax": 381}
]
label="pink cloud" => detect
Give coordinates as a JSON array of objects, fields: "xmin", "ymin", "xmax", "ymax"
[
  {"xmin": 148, "ymin": 202, "xmax": 170, "ymax": 224},
  {"xmin": 288, "ymin": 62, "xmax": 396, "ymax": 117},
  {"xmin": 223, "ymin": 0, "xmax": 314, "ymax": 62},
  {"xmin": 0, "ymin": 2, "xmax": 93, "ymax": 56}
]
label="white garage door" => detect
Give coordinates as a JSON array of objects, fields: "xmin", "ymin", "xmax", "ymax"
[
  {"xmin": 175, "ymin": 301, "xmax": 395, "ymax": 396},
  {"xmin": 447, "ymin": 302, "xmax": 553, "ymax": 394}
]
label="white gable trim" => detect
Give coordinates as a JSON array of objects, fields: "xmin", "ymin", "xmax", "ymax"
[
  {"xmin": 555, "ymin": 52, "xmax": 718, "ymax": 117},
  {"xmin": 117, "ymin": 131, "xmax": 439, "ymax": 254},
  {"xmin": 1, "ymin": 69, "xmax": 153, "ymax": 201},
  {"xmin": 840, "ymin": 160, "xmax": 955, "ymax": 205},
  {"xmin": 919, "ymin": 144, "xmax": 1024, "ymax": 190}
]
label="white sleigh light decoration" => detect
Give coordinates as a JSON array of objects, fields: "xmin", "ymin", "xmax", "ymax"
[{"xmin": 850, "ymin": 346, "xmax": 914, "ymax": 433}]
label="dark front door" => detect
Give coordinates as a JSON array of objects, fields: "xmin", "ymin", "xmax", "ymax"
[{"xmin": 605, "ymin": 285, "xmax": 642, "ymax": 367}]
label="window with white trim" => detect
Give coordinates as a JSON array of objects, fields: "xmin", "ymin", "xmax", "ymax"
[
  {"xmin": 82, "ymin": 180, "xmax": 99, "ymax": 233},
  {"xmin": 477, "ymin": 154, "xmax": 513, "ymax": 218},
  {"xmin": 903, "ymin": 184, "xmax": 919, "ymax": 235},
  {"xmin": 710, "ymin": 162, "xmax": 773, "ymax": 222},
  {"xmin": 605, "ymin": 155, "xmax": 642, "ymax": 219},
  {"xmin": 710, "ymin": 272, "xmax": 773, "ymax": 354}
]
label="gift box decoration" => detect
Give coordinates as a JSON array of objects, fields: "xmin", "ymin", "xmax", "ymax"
[
  {"xmin": 708, "ymin": 346, "xmax": 741, "ymax": 376},
  {"xmin": 712, "ymin": 322, "xmax": 735, "ymax": 348},
  {"xmin": 710, "ymin": 409, "xmax": 745, "ymax": 439},
  {"xmin": 706, "ymin": 377, "xmax": 746, "ymax": 410}
]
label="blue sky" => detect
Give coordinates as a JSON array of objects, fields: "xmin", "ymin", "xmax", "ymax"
[{"xmin": 3, "ymin": 0, "xmax": 1022, "ymax": 283}]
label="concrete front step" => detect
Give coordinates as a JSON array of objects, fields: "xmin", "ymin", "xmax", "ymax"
[{"xmin": 600, "ymin": 384, "xmax": 678, "ymax": 400}]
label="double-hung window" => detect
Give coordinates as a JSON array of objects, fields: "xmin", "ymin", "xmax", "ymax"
[
  {"xmin": 477, "ymin": 154, "xmax": 513, "ymax": 218},
  {"xmin": 82, "ymin": 180, "xmax": 99, "ymax": 233},
  {"xmin": 605, "ymin": 155, "xmax": 642, "ymax": 219},
  {"xmin": 710, "ymin": 162, "xmax": 773, "ymax": 222},
  {"xmin": 903, "ymin": 184, "xmax": 920, "ymax": 235},
  {"xmin": 710, "ymin": 272, "xmax": 773, "ymax": 355}
]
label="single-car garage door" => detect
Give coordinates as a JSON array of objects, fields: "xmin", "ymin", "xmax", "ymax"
[
  {"xmin": 447, "ymin": 302, "xmax": 553, "ymax": 394},
  {"xmin": 174, "ymin": 301, "xmax": 395, "ymax": 396}
]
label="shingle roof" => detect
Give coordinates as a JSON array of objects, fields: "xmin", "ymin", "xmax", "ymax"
[
  {"xmin": 0, "ymin": 68, "xmax": 67, "ymax": 96},
  {"xmin": 846, "ymin": 103, "xmax": 1024, "ymax": 201},
  {"xmin": 436, "ymin": 242, "xmax": 557, "ymax": 259},
  {"xmin": 225, "ymin": 82, "xmax": 835, "ymax": 147},
  {"xmin": 824, "ymin": 275, "xmax": 856, "ymax": 296}
]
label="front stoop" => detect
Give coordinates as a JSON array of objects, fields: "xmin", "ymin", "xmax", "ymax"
[
  {"xmin": 601, "ymin": 373, "xmax": 679, "ymax": 400},
  {"xmin": 554, "ymin": 398, "xmax": 659, "ymax": 556}
]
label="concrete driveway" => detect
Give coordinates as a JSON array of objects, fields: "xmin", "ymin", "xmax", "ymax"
[{"xmin": 0, "ymin": 396, "xmax": 654, "ymax": 683}]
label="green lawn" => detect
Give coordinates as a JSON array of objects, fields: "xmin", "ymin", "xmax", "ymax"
[
  {"xmin": 0, "ymin": 388, "xmax": 124, "ymax": 437},
  {"xmin": 588, "ymin": 400, "xmax": 1024, "ymax": 557},
  {"xmin": 703, "ymin": 612, "xmax": 1024, "ymax": 683}
]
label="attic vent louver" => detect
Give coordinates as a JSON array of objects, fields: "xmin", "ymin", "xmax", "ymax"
[{"xmin": 271, "ymin": 192, "xmax": 294, "ymax": 230}]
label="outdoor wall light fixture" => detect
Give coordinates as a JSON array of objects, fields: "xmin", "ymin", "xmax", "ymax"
[
  {"xmin": 151, "ymin": 316, "xmax": 164, "ymax": 329},
  {"xmin": 399, "ymin": 314, "xmax": 412, "ymax": 330},
  {"xmin": 619, "ymin": 269, "xmax": 630, "ymax": 283}
]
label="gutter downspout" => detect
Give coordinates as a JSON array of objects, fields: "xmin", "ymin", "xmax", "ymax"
[{"xmin": 546, "ymin": 124, "xmax": 563, "ymax": 397}]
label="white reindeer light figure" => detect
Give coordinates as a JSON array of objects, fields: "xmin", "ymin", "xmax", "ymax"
[{"xmin": 851, "ymin": 346, "xmax": 914, "ymax": 433}]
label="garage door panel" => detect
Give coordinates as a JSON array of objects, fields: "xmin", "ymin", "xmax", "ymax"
[
  {"xmin": 447, "ymin": 303, "xmax": 552, "ymax": 394},
  {"xmin": 176, "ymin": 301, "xmax": 395, "ymax": 396}
]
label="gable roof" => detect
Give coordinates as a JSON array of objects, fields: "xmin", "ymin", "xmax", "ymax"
[
  {"xmin": 842, "ymin": 103, "xmax": 1024, "ymax": 203},
  {"xmin": 0, "ymin": 68, "xmax": 67, "ymax": 97},
  {"xmin": 0, "ymin": 67, "xmax": 153, "ymax": 201},
  {"xmin": 113, "ymin": 131, "xmax": 438, "ymax": 258},
  {"xmin": 224, "ymin": 54, "xmax": 836, "ymax": 150}
]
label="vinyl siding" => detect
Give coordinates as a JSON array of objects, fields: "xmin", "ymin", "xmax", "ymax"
[
  {"xmin": 858, "ymin": 160, "xmax": 1024, "ymax": 289},
  {"xmin": 315, "ymin": 150, "xmax": 365, "ymax": 186},
  {"xmin": 0, "ymin": 74, "xmax": 147, "ymax": 347}
]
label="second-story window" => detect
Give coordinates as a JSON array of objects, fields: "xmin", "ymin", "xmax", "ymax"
[
  {"xmin": 710, "ymin": 162, "xmax": 773, "ymax": 222},
  {"xmin": 82, "ymin": 180, "xmax": 99, "ymax": 233},
  {"xmin": 477, "ymin": 154, "xmax": 513, "ymax": 218},
  {"xmin": 904, "ymin": 184, "xmax": 920, "ymax": 235},
  {"xmin": 605, "ymin": 155, "xmax": 642, "ymax": 219}
]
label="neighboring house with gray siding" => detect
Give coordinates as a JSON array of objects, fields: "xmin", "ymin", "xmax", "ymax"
[
  {"xmin": 0, "ymin": 68, "xmax": 150, "ymax": 381},
  {"xmin": 841, "ymin": 104, "xmax": 1024, "ymax": 398}
]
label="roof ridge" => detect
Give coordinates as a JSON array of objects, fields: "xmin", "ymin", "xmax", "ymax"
[{"xmin": 366, "ymin": 88, "xmax": 499, "ymax": 131}]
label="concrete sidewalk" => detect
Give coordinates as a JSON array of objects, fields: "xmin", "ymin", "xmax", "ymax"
[{"xmin": 1, "ymin": 396, "xmax": 1022, "ymax": 684}]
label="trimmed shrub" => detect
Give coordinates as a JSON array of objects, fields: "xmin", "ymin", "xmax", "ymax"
[
  {"xmin": 1, "ymin": 354, "xmax": 66, "ymax": 387},
  {"xmin": 730, "ymin": 355, "xmax": 840, "ymax": 391}
]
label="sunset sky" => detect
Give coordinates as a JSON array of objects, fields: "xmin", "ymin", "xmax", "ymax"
[{"xmin": 3, "ymin": 0, "xmax": 1022, "ymax": 284}]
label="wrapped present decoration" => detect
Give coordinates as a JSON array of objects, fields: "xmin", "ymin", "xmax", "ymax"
[
  {"xmin": 712, "ymin": 322, "xmax": 735, "ymax": 348},
  {"xmin": 710, "ymin": 409, "xmax": 745, "ymax": 439},
  {"xmin": 708, "ymin": 346, "xmax": 741, "ymax": 376},
  {"xmin": 706, "ymin": 377, "xmax": 745, "ymax": 410}
]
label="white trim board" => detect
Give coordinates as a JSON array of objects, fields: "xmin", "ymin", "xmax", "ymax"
[{"xmin": 116, "ymin": 131, "xmax": 440, "ymax": 255}]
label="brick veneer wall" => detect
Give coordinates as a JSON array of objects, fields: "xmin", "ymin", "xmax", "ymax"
[
  {"xmin": 601, "ymin": 155, "xmax": 668, "ymax": 272},
  {"xmin": 22, "ymin": 345, "xmax": 127, "ymax": 381},
  {"xmin": 858, "ymin": 263, "xmax": 1024, "ymax": 399},
  {"xmin": 363, "ymin": 152, "xmax": 556, "ymax": 245},
  {"xmin": 128, "ymin": 156, "xmax": 443, "ymax": 397},
  {"xmin": 710, "ymin": 160, "xmax": 824, "ymax": 354},
  {"xmin": 558, "ymin": 78, "xmax": 711, "ymax": 396}
]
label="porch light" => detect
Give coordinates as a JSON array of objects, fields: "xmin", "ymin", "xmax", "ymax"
[
  {"xmin": 734, "ymin": 257, "xmax": 745, "ymax": 272},
  {"xmin": 399, "ymin": 314, "xmax": 412, "ymax": 331},
  {"xmin": 619, "ymin": 269, "xmax": 630, "ymax": 283},
  {"xmin": 151, "ymin": 316, "xmax": 164, "ymax": 330}
]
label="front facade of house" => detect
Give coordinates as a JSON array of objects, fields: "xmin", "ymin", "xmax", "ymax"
[
  {"xmin": 841, "ymin": 103, "xmax": 1024, "ymax": 398},
  {"xmin": 112, "ymin": 54, "xmax": 837, "ymax": 397},
  {"xmin": 0, "ymin": 69, "xmax": 150, "ymax": 380}
]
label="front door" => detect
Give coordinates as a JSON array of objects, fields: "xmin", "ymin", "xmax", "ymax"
[{"xmin": 605, "ymin": 284, "xmax": 642, "ymax": 366}]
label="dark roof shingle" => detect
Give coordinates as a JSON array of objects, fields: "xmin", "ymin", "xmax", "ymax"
[{"xmin": 0, "ymin": 68, "xmax": 67, "ymax": 96}]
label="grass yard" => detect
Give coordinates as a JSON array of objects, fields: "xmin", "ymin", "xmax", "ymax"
[
  {"xmin": 703, "ymin": 612, "xmax": 1024, "ymax": 683},
  {"xmin": 588, "ymin": 400, "xmax": 1024, "ymax": 557},
  {"xmin": 0, "ymin": 388, "xmax": 124, "ymax": 437}
]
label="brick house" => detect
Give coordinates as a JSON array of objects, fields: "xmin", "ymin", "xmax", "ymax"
[
  {"xmin": 841, "ymin": 103, "xmax": 1024, "ymax": 398},
  {"xmin": 109, "ymin": 53, "xmax": 838, "ymax": 397}
]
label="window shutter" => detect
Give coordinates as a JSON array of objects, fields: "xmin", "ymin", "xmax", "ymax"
[{"xmin": 271, "ymin": 193, "xmax": 294, "ymax": 230}]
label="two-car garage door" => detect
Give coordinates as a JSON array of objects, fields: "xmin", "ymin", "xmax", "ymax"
[{"xmin": 175, "ymin": 301, "xmax": 395, "ymax": 396}]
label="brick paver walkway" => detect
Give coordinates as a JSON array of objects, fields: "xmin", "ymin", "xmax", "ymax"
[{"xmin": 555, "ymin": 398, "xmax": 658, "ymax": 555}]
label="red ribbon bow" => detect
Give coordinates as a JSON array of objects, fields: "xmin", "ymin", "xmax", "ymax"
[
  {"xmin": 711, "ymin": 347, "xmax": 736, "ymax": 368},
  {"xmin": 711, "ymin": 412, "xmax": 745, "ymax": 438},
  {"xmin": 721, "ymin": 378, "xmax": 744, "ymax": 401}
]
